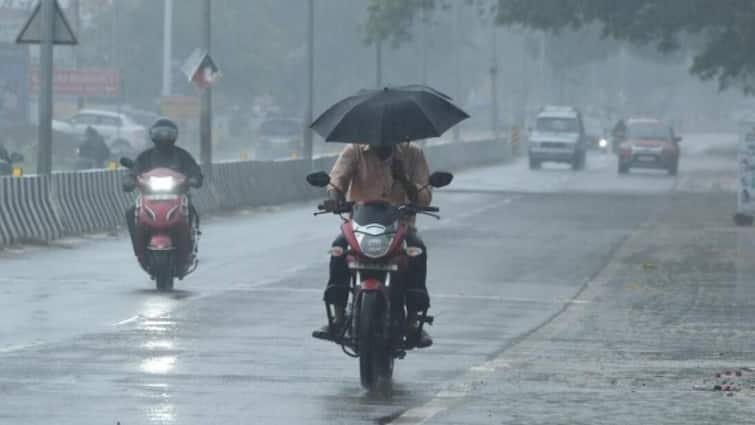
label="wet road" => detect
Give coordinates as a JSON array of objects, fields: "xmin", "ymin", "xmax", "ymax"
[{"xmin": 0, "ymin": 133, "xmax": 741, "ymax": 424}]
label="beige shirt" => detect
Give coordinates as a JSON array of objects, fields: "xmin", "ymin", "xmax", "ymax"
[{"xmin": 329, "ymin": 143, "xmax": 432, "ymax": 208}]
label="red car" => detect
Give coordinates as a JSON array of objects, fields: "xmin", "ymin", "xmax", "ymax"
[{"xmin": 617, "ymin": 118, "xmax": 681, "ymax": 175}]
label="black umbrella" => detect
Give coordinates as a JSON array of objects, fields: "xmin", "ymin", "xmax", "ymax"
[{"xmin": 311, "ymin": 85, "xmax": 469, "ymax": 145}]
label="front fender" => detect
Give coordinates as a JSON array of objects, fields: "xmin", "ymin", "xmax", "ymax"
[{"xmin": 148, "ymin": 233, "xmax": 174, "ymax": 251}]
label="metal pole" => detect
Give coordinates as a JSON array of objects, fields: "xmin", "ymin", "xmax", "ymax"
[
  {"xmin": 38, "ymin": 0, "xmax": 54, "ymax": 175},
  {"xmin": 490, "ymin": 25, "xmax": 499, "ymax": 144},
  {"xmin": 162, "ymin": 0, "xmax": 173, "ymax": 97},
  {"xmin": 200, "ymin": 0, "xmax": 213, "ymax": 175},
  {"xmin": 421, "ymin": 8, "xmax": 427, "ymax": 85},
  {"xmin": 73, "ymin": 0, "xmax": 83, "ymax": 109},
  {"xmin": 539, "ymin": 31, "xmax": 546, "ymax": 105},
  {"xmin": 376, "ymin": 40, "xmax": 383, "ymax": 88},
  {"xmin": 303, "ymin": 0, "xmax": 314, "ymax": 163},
  {"xmin": 452, "ymin": 2, "xmax": 461, "ymax": 143}
]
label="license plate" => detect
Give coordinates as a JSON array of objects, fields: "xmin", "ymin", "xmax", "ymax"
[
  {"xmin": 348, "ymin": 262, "xmax": 398, "ymax": 271},
  {"xmin": 637, "ymin": 155, "xmax": 656, "ymax": 162}
]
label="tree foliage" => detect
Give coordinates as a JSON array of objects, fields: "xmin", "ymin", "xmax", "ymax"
[{"xmin": 366, "ymin": 0, "xmax": 755, "ymax": 93}]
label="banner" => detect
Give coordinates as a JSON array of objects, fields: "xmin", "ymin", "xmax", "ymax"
[{"xmin": 30, "ymin": 68, "xmax": 119, "ymax": 97}]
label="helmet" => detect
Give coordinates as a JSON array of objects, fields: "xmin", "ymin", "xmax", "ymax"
[{"xmin": 150, "ymin": 118, "xmax": 178, "ymax": 149}]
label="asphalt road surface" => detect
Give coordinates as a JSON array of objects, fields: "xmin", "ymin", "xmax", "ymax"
[{"xmin": 0, "ymin": 133, "xmax": 745, "ymax": 424}]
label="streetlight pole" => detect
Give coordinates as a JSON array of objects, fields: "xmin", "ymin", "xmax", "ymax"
[
  {"xmin": 376, "ymin": 40, "xmax": 383, "ymax": 88},
  {"xmin": 490, "ymin": 24, "xmax": 499, "ymax": 144},
  {"xmin": 200, "ymin": 0, "xmax": 213, "ymax": 175},
  {"xmin": 303, "ymin": 0, "xmax": 314, "ymax": 162},
  {"xmin": 73, "ymin": 0, "xmax": 83, "ymax": 109},
  {"xmin": 162, "ymin": 0, "xmax": 173, "ymax": 97},
  {"xmin": 38, "ymin": 0, "xmax": 54, "ymax": 175},
  {"xmin": 421, "ymin": 8, "xmax": 428, "ymax": 85},
  {"xmin": 452, "ymin": 2, "xmax": 461, "ymax": 143}
]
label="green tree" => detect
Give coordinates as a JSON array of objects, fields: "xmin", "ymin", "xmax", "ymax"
[{"xmin": 366, "ymin": 0, "xmax": 755, "ymax": 93}]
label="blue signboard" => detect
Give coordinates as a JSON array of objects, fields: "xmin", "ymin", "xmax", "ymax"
[{"xmin": 0, "ymin": 42, "xmax": 29, "ymax": 125}]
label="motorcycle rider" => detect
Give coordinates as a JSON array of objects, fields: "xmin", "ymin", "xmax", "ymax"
[
  {"xmin": 78, "ymin": 126, "xmax": 111, "ymax": 169},
  {"xmin": 611, "ymin": 119, "xmax": 627, "ymax": 153},
  {"xmin": 317, "ymin": 142, "xmax": 434, "ymax": 348},
  {"xmin": 122, "ymin": 118, "xmax": 203, "ymax": 254}
]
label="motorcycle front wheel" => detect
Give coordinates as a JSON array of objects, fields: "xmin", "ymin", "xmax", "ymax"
[
  {"xmin": 150, "ymin": 251, "xmax": 175, "ymax": 292},
  {"xmin": 358, "ymin": 292, "xmax": 392, "ymax": 389}
]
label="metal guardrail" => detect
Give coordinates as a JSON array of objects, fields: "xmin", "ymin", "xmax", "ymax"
[{"xmin": 0, "ymin": 138, "xmax": 510, "ymax": 246}]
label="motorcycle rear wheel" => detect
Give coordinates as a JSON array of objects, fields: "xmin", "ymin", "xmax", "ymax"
[{"xmin": 359, "ymin": 292, "xmax": 392, "ymax": 389}]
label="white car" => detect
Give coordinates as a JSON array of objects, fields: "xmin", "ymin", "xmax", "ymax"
[
  {"xmin": 53, "ymin": 109, "xmax": 149, "ymax": 155},
  {"xmin": 528, "ymin": 106, "xmax": 588, "ymax": 171}
]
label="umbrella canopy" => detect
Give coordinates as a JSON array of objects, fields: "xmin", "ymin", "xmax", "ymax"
[{"xmin": 311, "ymin": 85, "xmax": 469, "ymax": 146}]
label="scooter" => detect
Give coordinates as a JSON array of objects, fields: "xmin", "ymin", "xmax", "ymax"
[
  {"xmin": 120, "ymin": 157, "xmax": 199, "ymax": 291},
  {"xmin": 307, "ymin": 170, "xmax": 453, "ymax": 389},
  {"xmin": 0, "ymin": 147, "xmax": 24, "ymax": 176}
]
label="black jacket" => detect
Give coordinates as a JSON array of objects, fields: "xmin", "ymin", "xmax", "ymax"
[
  {"xmin": 79, "ymin": 133, "xmax": 110, "ymax": 163},
  {"xmin": 129, "ymin": 146, "xmax": 203, "ymax": 187}
]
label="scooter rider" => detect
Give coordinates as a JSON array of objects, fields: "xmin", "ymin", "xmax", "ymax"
[
  {"xmin": 316, "ymin": 142, "xmax": 434, "ymax": 348},
  {"xmin": 122, "ymin": 118, "xmax": 203, "ymax": 253}
]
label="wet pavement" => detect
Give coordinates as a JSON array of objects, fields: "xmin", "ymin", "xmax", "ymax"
[{"xmin": 0, "ymin": 134, "xmax": 744, "ymax": 424}]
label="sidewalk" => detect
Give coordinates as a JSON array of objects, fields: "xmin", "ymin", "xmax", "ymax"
[{"xmin": 414, "ymin": 190, "xmax": 755, "ymax": 424}]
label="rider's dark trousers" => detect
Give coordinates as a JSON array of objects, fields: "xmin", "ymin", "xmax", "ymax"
[{"xmin": 325, "ymin": 230, "xmax": 429, "ymax": 313}]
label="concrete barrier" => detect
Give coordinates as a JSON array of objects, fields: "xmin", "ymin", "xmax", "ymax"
[
  {"xmin": 0, "ymin": 176, "xmax": 63, "ymax": 244},
  {"xmin": 0, "ymin": 138, "xmax": 509, "ymax": 247}
]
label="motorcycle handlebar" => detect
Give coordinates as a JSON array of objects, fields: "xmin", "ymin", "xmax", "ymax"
[
  {"xmin": 316, "ymin": 201, "xmax": 354, "ymax": 214},
  {"xmin": 313, "ymin": 201, "xmax": 438, "ymax": 216}
]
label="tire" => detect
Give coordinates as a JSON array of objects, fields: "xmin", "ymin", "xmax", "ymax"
[
  {"xmin": 151, "ymin": 251, "xmax": 174, "ymax": 292},
  {"xmin": 668, "ymin": 161, "xmax": 679, "ymax": 176},
  {"xmin": 571, "ymin": 157, "xmax": 580, "ymax": 171},
  {"xmin": 618, "ymin": 162, "xmax": 629, "ymax": 174},
  {"xmin": 528, "ymin": 157, "xmax": 541, "ymax": 170},
  {"xmin": 358, "ymin": 292, "xmax": 391, "ymax": 389}
]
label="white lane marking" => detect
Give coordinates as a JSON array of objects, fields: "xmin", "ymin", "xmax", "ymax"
[
  {"xmin": 392, "ymin": 359, "xmax": 511, "ymax": 424},
  {"xmin": 0, "ymin": 342, "xmax": 44, "ymax": 353},
  {"xmin": 112, "ymin": 315, "xmax": 140, "ymax": 326}
]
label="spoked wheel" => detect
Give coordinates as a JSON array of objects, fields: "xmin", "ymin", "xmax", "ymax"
[
  {"xmin": 358, "ymin": 292, "xmax": 392, "ymax": 389},
  {"xmin": 151, "ymin": 251, "xmax": 175, "ymax": 292}
]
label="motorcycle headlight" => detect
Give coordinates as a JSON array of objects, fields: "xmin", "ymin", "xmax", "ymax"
[
  {"xmin": 148, "ymin": 176, "xmax": 176, "ymax": 192},
  {"xmin": 357, "ymin": 233, "xmax": 393, "ymax": 258},
  {"xmin": 599, "ymin": 138, "xmax": 608, "ymax": 148}
]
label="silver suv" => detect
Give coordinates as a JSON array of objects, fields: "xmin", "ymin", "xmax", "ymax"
[{"xmin": 528, "ymin": 106, "xmax": 588, "ymax": 170}]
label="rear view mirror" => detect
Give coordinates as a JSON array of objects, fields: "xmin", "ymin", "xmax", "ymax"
[
  {"xmin": 429, "ymin": 171, "xmax": 453, "ymax": 188},
  {"xmin": 9, "ymin": 152, "xmax": 24, "ymax": 163},
  {"xmin": 120, "ymin": 157, "xmax": 135, "ymax": 169},
  {"xmin": 306, "ymin": 171, "xmax": 330, "ymax": 188}
]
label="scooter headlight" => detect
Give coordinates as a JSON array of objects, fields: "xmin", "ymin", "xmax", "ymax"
[
  {"xmin": 599, "ymin": 138, "xmax": 608, "ymax": 148},
  {"xmin": 357, "ymin": 233, "xmax": 393, "ymax": 258},
  {"xmin": 148, "ymin": 176, "xmax": 176, "ymax": 192}
]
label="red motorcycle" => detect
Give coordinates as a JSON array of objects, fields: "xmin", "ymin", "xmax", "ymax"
[
  {"xmin": 120, "ymin": 158, "xmax": 199, "ymax": 291},
  {"xmin": 307, "ymin": 170, "xmax": 453, "ymax": 389}
]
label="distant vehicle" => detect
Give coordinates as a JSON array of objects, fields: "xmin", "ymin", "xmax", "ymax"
[
  {"xmin": 255, "ymin": 117, "xmax": 303, "ymax": 160},
  {"xmin": 528, "ymin": 106, "xmax": 588, "ymax": 170},
  {"xmin": 583, "ymin": 114, "xmax": 608, "ymax": 152},
  {"xmin": 617, "ymin": 118, "xmax": 681, "ymax": 175},
  {"xmin": 53, "ymin": 109, "xmax": 150, "ymax": 157}
]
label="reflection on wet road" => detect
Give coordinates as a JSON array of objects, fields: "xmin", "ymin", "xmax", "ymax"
[{"xmin": 0, "ymin": 134, "xmax": 742, "ymax": 424}]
